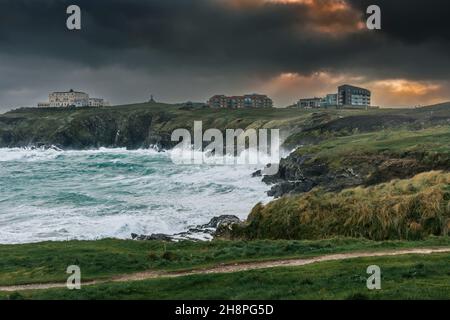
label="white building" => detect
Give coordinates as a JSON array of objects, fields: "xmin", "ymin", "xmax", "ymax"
[
  {"xmin": 38, "ymin": 89, "xmax": 108, "ymax": 108},
  {"xmin": 88, "ymin": 98, "xmax": 108, "ymax": 107}
]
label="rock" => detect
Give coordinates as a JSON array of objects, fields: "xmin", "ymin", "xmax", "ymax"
[
  {"xmin": 261, "ymin": 151, "xmax": 367, "ymax": 198},
  {"xmin": 131, "ymin": 233, "xmax": 174, "ymax": 241},
  {"xmin": 145, "ymin": 233, "xmax": 174, "ymax": 241},
  {"xmin": 131, "ymin": 215, "xmax": 241, "ymax": 242},
  {"xmin": 201, "ymin": 215, "xmax": 240, "ymax": 229},
  {"xmin": 252, "ymin": 170, "xmax": 262, "ymax": 177},
  {"xmin": 267, "ymin": 180, "xmax": 316, "ymax": 198}
]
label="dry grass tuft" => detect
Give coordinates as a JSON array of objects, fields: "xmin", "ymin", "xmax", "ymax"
[{"xmin": 232, "ymin": 171, "xmax": 450, "ymax": 241}]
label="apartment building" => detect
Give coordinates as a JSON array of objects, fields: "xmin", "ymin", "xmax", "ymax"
[{"xmin": 208, "ymin": 94, "xmax": 273, "ymax": 109}]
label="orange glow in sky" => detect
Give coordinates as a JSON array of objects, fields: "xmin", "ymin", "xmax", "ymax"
[
  {"xmin": 256, "ymin": 72, "xmax": 448, "ymax": 107},
  {"xmin": 225, "ymin": 0, "xmax": 365, "ymax": 36}
]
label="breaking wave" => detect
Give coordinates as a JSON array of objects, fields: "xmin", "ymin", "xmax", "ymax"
[{"xmin": 0, "ymin": 147, "xmax": 272, "ymax": 244}]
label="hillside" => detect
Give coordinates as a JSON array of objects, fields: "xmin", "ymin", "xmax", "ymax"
[
  {"xmin": 265, "ymin": 125, "xmax": 450, "ymax": 197},
  {"xmin": 0, "ymin": 102, "xmax": 350, "ymax": 149},
  {"xmin": 1, "ymin": 102, "xmax": 449, "ymax": 150},
  {"xmin": 227, "ymin": 171, "xmax": 450, "ymax": 241}
]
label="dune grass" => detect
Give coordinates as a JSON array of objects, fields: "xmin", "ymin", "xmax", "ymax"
[{"xmin": 231, "ymin": 171, "xmax": 450, "ymax": 241}]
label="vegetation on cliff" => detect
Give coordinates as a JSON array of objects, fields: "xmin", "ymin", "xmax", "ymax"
[
  {"xmin": 0, "ymin": 102, "xmax": 359, "ymax": 149},
  {"xmin": 3, "ymin": 101, "xmax": 449, "ymax": 150},
  {"xmin": 231, "ymin": 171, "xmax": 450, "ymax": 241},
  {"xmin": 265, "ymin": 125, "xmax": 450, "ymax": 197}
]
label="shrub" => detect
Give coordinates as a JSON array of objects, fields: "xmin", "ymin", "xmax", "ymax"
[{"xmin": 231, "ymin": 171, "xmax": 450, "ymax": 241}]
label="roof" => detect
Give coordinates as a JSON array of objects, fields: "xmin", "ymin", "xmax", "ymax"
[
  {"xmin": 51, "ymin": 89, "xmax": 87, "ymax": 94},
  {"xmin": 338, "ymin": 84, "xmax": 371, "ymax": 93}
]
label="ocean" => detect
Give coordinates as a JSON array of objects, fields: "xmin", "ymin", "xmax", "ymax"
[{"xmin": 0, "ymin": 147, "xmax": 272, "ymax": 244}]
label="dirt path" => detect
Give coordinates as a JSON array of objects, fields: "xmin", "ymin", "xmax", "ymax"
[{"xmin": 1, "ymin": 247, "xmax": 449, "ymax": 292}]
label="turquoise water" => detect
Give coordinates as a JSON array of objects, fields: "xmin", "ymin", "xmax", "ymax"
[{"xmin": 0, "ymin": 148, "xmax": 271, "ymax": 244}]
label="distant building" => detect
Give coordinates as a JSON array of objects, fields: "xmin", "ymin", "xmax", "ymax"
[
  {"xmin": 88, "ymin": 98, "xmax": 108, "ymax": 107},
  {"xmin": 297, "ymin": 85, "xmax": 371, "ymax": 109},
  {"xmin": 208, "ymin": 94, "xmax": 273, "ymax": 109},
  {"xmin": 297, "ymin": 94, "xmax": 337, "ymax": 109},
  {"xmin": 243, "ymin": 94, "xmax": 273, "ymax": 108},
  {"xmin": 338, "ymin": 85, "xmax": 371, "ymax": 107},
  {"xmin": 38, "ymin": 89, "xmax": 108, "ymax": 108},
  {"xmin": 298, "ymin": 97, "xmax": 322, "ymax": 109},
  {"xmin": 208, "ymin": 95, "xmax": 228, "ymax": 108},
  {"xmin": 324, "ymin": 94, "xmax": 338, "ymax": 107}
]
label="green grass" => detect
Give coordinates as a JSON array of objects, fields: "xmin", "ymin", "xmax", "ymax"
[
  {"xmin": 0, "ymin": 101, "xmax": 378, "ymax": 149},
  {"xmin": 231, "ymin": 171, "xmax": 450, "ymax": 241},
  {"xmin": 2, "ymin": 253, "xmax": 449, "ymax": 300},
  {"xmin": 297, "ymin": 126, "xmax": 450, "ymax": 168},
  {"xmin": 0, "ymin": 237, "xmax": 450, "ymax": 287}
]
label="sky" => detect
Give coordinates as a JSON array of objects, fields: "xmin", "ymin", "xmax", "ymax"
[{"xmin": 1, "ymin": 0, "xmax": 450, "ymax": 111}]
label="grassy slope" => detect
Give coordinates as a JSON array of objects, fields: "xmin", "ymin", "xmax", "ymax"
[
  {"xmin": 1, "ymin": 237, "xmax": 450, "ymax": 287},
  {"xmin": 231, "ymin": 171, "xmax": 450, "ymax": 241},
  {"xmin": 0, "ymin": 102, "xmax": 367, "ymax": 127},
  {"xmin": 2, "ymin": 253, "xmax": 449, "ymax": 300},
  {"xmin": 297, "ymin": 126, "xmax": 450, "ymax": 169},
  {"xmin": 1, "ymin": 101, "xmax": 448, "ymax": 150},
  {"xmin": 0, "ymin": 102, "xmax": 398, "ymax": 149}
]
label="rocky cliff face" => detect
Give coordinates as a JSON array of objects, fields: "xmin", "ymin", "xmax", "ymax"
[
  {"xmin": 262, "ymin": 104, "xmax": 450, "ymax": 198},
  {"xmin": 0, "ymin": 103, "xmax": 307, "ymax": 150},
  {"xmin": 262, "ymin": 153, "xmax": 363, "ymax": 197},
  {"xmin": 0, "ymin": 107, "xmax": 178, "ymax": 150},
  {"xmin": 262, "ymin": 151, "xmax": 449, "ymax": 198}
]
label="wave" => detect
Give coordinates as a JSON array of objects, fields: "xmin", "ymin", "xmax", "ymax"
[{"xmin": 0, "ymin": 147, "xmax": 272, "ymax": 244}]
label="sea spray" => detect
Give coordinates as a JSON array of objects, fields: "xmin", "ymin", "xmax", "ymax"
[{"xmin": 0, "ymin": 147, "xmax": 272, "ymax": 244}]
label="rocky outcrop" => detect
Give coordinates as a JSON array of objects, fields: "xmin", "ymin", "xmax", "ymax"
[
  {"xmin": 131, "ymin": 215, "xmax": 241, "ymax": 242},
  {"xmin": 0, "ymin": 106, "xmax": 184, "ymax": 150},
  {"xmin": 262, "ymin": 149, "xmax": 450, "ymax": 198},
  {"xmin": 262, "ymin": 152, "xmax": 364, "ymax": 198}
]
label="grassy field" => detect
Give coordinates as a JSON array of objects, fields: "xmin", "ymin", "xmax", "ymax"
[
  {"xmin": 296, "ymin": 125, "xmax": 450, "ymax": 169},
  {"xmin": 0, "ymin": 101, "xmax": 402, "ymax": 149},
  {"xmin": 0, "ymin": 237, "xmax": 450, "ymax": 287},
  {"xmin": 1, "ymin": 252, "xmax": 449, "ymax": 300},
  {"xmin": 231, "ymin": 171, "xmax": 450, "ymax": 241}
]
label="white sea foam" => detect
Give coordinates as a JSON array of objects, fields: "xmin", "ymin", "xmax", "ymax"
[{"xmin": 0, "ymin": 147, "xmax": 272, "ymax": 244}]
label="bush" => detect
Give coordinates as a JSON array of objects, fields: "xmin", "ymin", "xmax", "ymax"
[{"xmin": 231, "ymin": 171, "xmax": 450, "ymax": 241}]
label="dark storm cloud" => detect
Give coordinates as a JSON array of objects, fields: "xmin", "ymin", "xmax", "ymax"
[
  {"xmin": 0, "ymin": 0, "xmax": 449, "ymax": 109},
  {"xmin": 350, "ymin": 0, "xmax": 450, "ymax": 43}
]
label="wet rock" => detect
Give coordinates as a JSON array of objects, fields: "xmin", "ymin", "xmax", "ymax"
[
  {"xmin": 262, "ymin": 151, "xmax": 366, "ymax": 198},
  {"xmin": 131, "ymin": 233, "xmax": 173, "ymax": 241},
  {"xmin": 252, "ymin": 170, "xmax": 262, "ymax": 177},
  {"xmin": 131, "ymin": 215, "xmax": 241, "ymax": 242},
  {"xmin": 267, "ymin": 180, "xmax": 317, "ymax": 198},
  {"xmin": 201, "ymin": 215, "xmax": 240, "ymax": 229}
]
